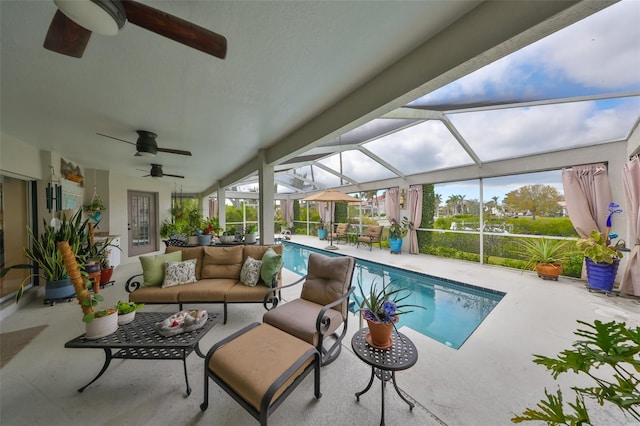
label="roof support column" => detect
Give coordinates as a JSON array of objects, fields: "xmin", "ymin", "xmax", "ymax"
[
  {"xmin": 217, "ymin": 183, "xmax": 225, "ymax": 230},
  {"xmin": 258, "ymin": 150, "xmax": 275, "ymax": 244}
]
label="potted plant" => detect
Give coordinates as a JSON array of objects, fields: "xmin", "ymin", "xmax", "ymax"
[
  {"xmin": 513, "ymin": 319, "xmax": 640, "ymax": 424},
  {"xmin": 219, "ymin": 228, "xmax": 237, "ymax": 244},
  {"xmin": 517, "ymin": 238, "xmax": 575, "ymax": 281},
  {"xmin": 387, "ymin": 217, "xmax": 412, "ymax": 254},
  {"xmin": 576, "ymin": 229, "xmax": 624, "ymax": 292},
  {"xmin": 197, "ymin": 217, "xmax": 219, "ymax": 246},
  {"xmin": 99, "ymin": 247, "xmax": 114, "ymax": 285},
  {"xmin": 115, "ymin": 300, "xmax": 144, "ymax": 325},
  {"xmin": 356, "ymin": 278, "xmax": 424, "ymax": 349},
  {"xmin": 244, "ymin": 224, "xmax": 258, "ymax": 244},
  {"xmin": 1, "ymin": 209, "xmax": 90, "ymax": 303},
  {"xmin": 77, "ymin": 230, "xmax": 117, "ymax": 291},
  {"xmin": 160, "ymin": 219, "xmax": 177, "ymax": 239},
  {"xmin": 59, "ymin": 241, "xmax": 118, "ymax": 339},
  {"xmin": 185, "ymin": 208, "xmax": 203, "ymax": 245},
  {"xmin": 83, "ymin": 195, "xmax": 106, "ymax": 221},
  {"xmin": 317, "ymin": 219, "xmax": 327, "ymax": 240}
]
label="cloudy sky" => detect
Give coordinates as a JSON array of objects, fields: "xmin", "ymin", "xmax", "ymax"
[
  {"xmin": 314, "ymin": 0, "xmax": 640, "ymax": 203},
  {"xmin": 282, "ymin": 0, "xmax": 640, "ymax": 201}
]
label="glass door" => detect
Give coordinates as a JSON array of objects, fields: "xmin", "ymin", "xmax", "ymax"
[
  {"xmin": 128, "ymin": 191, "xmax": 158, "ymax": 256},
  {"xmin": 0, "ymin": 175, "xmax": 30, "ymax": 299}
]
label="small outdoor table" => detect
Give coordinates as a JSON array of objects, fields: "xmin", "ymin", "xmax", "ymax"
[
  {"xmin": 64, "ymin": 311, "xmax": 219, "ymax": 395},
  {"xmin": 351, "ymin": 328, "xmax": 418, "ymax": 426}
]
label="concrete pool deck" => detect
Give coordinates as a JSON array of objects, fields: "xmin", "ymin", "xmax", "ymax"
[{"xmin": 1, "ymin": 235, "xmax": 639, "ymax": 425}]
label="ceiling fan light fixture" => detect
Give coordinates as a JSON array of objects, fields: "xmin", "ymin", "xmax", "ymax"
[
  {"xmin": 54, "ymin": 0, "xmax": 125, "ymax": 36},
  {"xmin": 135, "ymin": 130, "xmax": 158, "ymax": 156},
  {"xmin": 150, "ymin": 164, "xmax": 164, "ymax": 178}
]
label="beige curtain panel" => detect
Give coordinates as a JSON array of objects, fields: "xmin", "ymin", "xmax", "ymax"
[
  {"xmin": 561, "ymin": 163, "xmax": 612, "ymax": 238},
  {"xmin": 407, "ymin": 185, "xmax": 423, "ymax": 255},
  {"xmin": 384, "ymin": 187, "xmax": 400, "ymax": 224},
  {"xmin": 620, "ymin": 156, "xmax": 640, "ymax": 296}
]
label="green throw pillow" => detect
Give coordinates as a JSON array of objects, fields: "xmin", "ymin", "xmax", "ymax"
[
  {"xmin": 260, "ymin": 248, "xmax": 283, "ymax": 286},
  {"xmin": 139, "ymin": 251, "xmax": 182, "ymax": 286}
]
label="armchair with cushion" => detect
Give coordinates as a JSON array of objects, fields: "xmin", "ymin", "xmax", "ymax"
[
  {"xmin": 263, "ymin": 253, "xmax": 356, "ymax": 366},
  {"xmin": 330, "ymin": 223, "xmax": 349, "ymax": 244},
  {"xmin": 357, "ymin": 225, "xmax": 384, "ymax": 250}
]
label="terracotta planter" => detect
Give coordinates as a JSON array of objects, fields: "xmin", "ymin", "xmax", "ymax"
[
  {"xmin": 534, "ymin": 263, "xmax": 562, "ymax": 281},
  {"xmin": 365, "ymin": 317, "xmax": 397, "ymax": 350},
  {"xmin": 100, "ymin": 267, "xmax": 114, "ymax": 284}
]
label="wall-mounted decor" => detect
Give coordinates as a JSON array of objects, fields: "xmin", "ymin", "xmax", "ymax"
[
  {"xmin": 61, "ymin": 158, "xmax": 84, "ymax": 186},
  {"xmin": 63, "ymin": 192, "xmax": 81, "ymax": 211},
  {"xmin": 45, "ymin": 166, "xmax": 62, "ymax": 213}
]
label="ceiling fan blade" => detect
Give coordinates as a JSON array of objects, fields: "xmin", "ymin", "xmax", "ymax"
[
  {"xmin": 96, "ymin": 132, "xmax": 136, "ymax": 145},
  {"xmin": 157, "ymin": 147, "xmax": 192, "ymax": 156},
  {"xmin": 164, "ymin": 173, "xmax": 185, "ymax": 179},
  {"xmin": 44, "ymin": 10, "xmax": 92, "ymax": 58},
  {"xmin": 122, "ymin": 1, "xmax": 227, "ymax": 59}
]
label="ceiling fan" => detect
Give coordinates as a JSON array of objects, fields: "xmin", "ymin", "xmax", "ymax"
[
  {"xmin": 140, "ymin": 164, "xmax": 184, "ymax": 179},
  {"xmin": 97, "ymin": 130, "xmax": 192, "ymax": 157},
  {"xmin": 44, "ymin": 0, "xmax": 227, "ymax": 59}
]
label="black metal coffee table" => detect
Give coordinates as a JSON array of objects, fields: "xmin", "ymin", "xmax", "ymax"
[
  {"xmin": 351, "ymin": 328, "xmax": 418, "ymax": 426},
  {"xmin": 65, "ymin": 311, "xmax": 219, "ymax": 395}
]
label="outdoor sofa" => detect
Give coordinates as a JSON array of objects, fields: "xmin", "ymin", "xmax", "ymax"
[{"xmin": 124, "ymin": 244, "xmax": 283, "ymax": 324}]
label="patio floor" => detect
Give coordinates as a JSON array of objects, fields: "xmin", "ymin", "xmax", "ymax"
[{"xmin": 1, "ymin": 235, "xmax": 639, "ymax": 425}]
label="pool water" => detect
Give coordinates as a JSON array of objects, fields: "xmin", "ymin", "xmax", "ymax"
[{"xmin": 282, "ymin": 241, "xmax": 504, "ymax": 349}]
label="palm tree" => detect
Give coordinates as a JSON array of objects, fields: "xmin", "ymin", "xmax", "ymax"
[
  {"xmin": 434, "ymin": 193, "xmax": 442, "ymax": 218},
  {"xmin": 446, "ymin": 195, "xmax": 458, "ymax": 216}
]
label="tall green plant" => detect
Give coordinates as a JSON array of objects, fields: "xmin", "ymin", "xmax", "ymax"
[
  {"xmin": 517, "ymin": 238, "xmax": 575, "ymax": 270},
  {"xmin": 512, "ymin": 319, "xmax": 640, "ymax": 424},
  {"xmin": 0, "ymin": 209, "xmax": 90, "ymax": 300}
]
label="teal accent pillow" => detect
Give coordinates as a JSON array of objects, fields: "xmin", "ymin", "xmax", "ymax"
[
  {"xmin": 139, "ymin": 251, "xmax": 182, "ymax": 287},
  {"xmin": 260, "ymin": 248, "xmax": 283, "ymax": 287}
]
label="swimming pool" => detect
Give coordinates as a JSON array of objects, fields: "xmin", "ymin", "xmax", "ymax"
[{"xmin": 282, "ymin": 241, "xmax": 505, "ymax": 349}]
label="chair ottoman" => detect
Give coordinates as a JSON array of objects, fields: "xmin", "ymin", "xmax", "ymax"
[{"xmin": 201, "ymin": 322, "xmax": 321, "ymax": 425}]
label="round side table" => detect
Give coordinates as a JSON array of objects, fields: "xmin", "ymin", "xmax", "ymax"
[{"xmin": 351, "ymin": 328, "xmax": 418, "ymax": 426}]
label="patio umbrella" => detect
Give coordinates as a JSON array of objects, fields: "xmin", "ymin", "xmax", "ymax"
[
  {"xmin": 303, "ymin": 189, "xmax": 360, "ymax": 250},
  {"xmin": 620, "ymin": 156, "xmax": 640, "ymax": 296}
]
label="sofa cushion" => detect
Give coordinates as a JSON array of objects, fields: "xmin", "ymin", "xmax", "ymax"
[
  {"xmin": 208, "ymin": 323, "xmax": 315, "ymax": 412},
  {"xmin": 177, "ymin": 278, "xmax": 238, "ymax": 303},
  {"xmin": 240, "ymin": 256, "xmax": 262, "ymax": 287},
  {"xmin": 243, "ymin": 244, "xmax": 283, "ymax": 262},
  {"xmin": 162, "ymin": 259, "xmax": 198, "ymax": 288},
  {"xmin": 263, "ymin": 298, "xmax": 343, "ymax": 346},
  {"xmin": 129, "ymin": 285, "xmax": 181, "ymax": 303},
  {"xmin": 139, "ymin": 251, "xmax": 182, "ymax": 287},
  {"xmin": 201, "ymin": 246, "xmax": 244, "ymax": 279},
  {"xmin": 226, "ymin": 282, "xmax": 272, "ymax": 302},
  {"xmin": 166, "ymin": 246, "xmax": 204, "ymax": 280},
  {"xmin": 260, "ymin": 247, "xmax": 283, "ymax": 287},
  {"xmin": 301, "ymin": 253, "xmax": 354, "ymax": 316}
]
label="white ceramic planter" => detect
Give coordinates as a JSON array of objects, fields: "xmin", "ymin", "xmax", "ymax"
[
  {"xmin": 85, "ymin": 312, "xmax": 118, "ymax": 340},
  {"xmin": 118, "ymin": 311, "xmax": 136, "ymax": 325}
]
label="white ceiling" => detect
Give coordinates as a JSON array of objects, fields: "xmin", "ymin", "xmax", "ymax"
[{"xmin": 0, "ymin": 1, "xmax": 609, "ymax": 194}]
